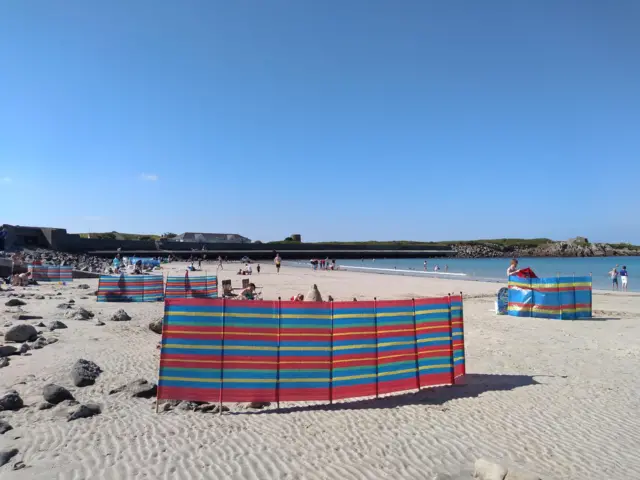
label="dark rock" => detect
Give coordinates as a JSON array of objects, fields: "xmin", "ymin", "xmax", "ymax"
[
  {"xmin": 37, "ymin": 401, "xmax": 54, "ymax": 410},
  {"xmin": 5, "ymin": 324, "xmax": 38, "ymax": 343},
  {"xmin": 57, "ymin": 303, "xmax": 73, "ymax": 310},
  {"xmin": 68, "ymin": 299, "xmax": 75, "ymax": 304},
  {"xmin": 3, "ymin": 322, "xmax": 12, "ymax": 327},
  {"xmin": 48, "ymin": 320, "xmax": 67, "ymax": 331},
  {"xmin": 0, "ymin": 390, "xmax": 23, "ymax": 411},
  {"xmin": 12, "ymin": 461, "xmax": 26, "ymax": 471},
  {"xmin": 78, "ymin": 284, "xmax": 91, "ymax": 290},
  {"xmin": 149, "ymin": 319, "xmax": 163, "ymax": 334},
  {"xmin": 0, "ymin": 346, "xmax": 17, "ymax": 357},
  {"xmin": 109, "ymin": 379, "xmax": 157, "ymax": 398},
  {"xmin": 5, "ymin": 299, "xmax": 26, "ymax": 307},
  {"xmin": 110, "ymin": 309, "xmax": 131, "ymax": 322},
  {"xmin": 46, "ymin": 337, "xmax": 58, "ymax": 345},
  {"xmin": 70, "ymin": 359, "xmax": 102, "ymax": 387},
  {"xmin": 43, "ymin": 384, "xmax": 74, "ymax": 404},
  {"xmin": 18, "ymin": 343, "xmax": 29, "ymax": 354},
  {"xmin": 67, "ymin": 307, "xmax": 93, "ymax": 320},
  {"xmin": 13, "ymin": 315, "xmax": 43, "ymax": 321},
  {"xmin": 0, "ymin": 420, "xmax": 12, "ymax": 434},
  {"xmin": 194, "ymin": 403, "xmax": 229, "ymax": 413},
  {"xmin": 0, "ymin": 448, "xmax": 18, "ymax": 467},
  {"xmin": 246, "ymin": 401, "xmax": 270, "ymax": 409},
  {"xmin": 33, "ymin": 322, "xmax": 46, "ymax": 327},
  {"xmin": 35, "ymin": 295, "xmax": 45, "ymax": 300},
  {"xmin": 95, "ymin": 321, "xmax": 105, "ymax": 326},
  {"xmin": 0, "ymin": 357, "xmax": 9, "ymax": 368},
  {"xmin": 67, "ymin": 403, "xmax": 101, "ymax": 421}
]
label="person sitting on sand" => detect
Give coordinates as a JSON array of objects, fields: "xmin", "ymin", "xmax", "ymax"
[
  {"xmin": 240, "ymin": 283, "xmax": 257, "ymax": 300},
  {"xmin": 507, "ymin": 259, "xmax": 519, "ymax": 277},
  {"xmin": 291, "ymin": 294, "xmax": 304, "ymax": 302}
]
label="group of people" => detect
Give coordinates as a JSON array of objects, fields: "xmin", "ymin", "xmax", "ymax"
[
  {"xmin": 423, "ymin": 261, "xmax": 448, "ymax": 272},
  {"xmin": 609, "ymin": 265, "xmax": 629, "ymax": 291},
  {"xmin": 310, "ymin": 258, "xmax": 336, "ymax": 271}
]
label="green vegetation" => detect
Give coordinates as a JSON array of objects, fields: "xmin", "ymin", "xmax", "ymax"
[
  {"xmin": 609, "ymin": 243, "xmax": 640, "ymax": 250},
  {"xmin": 268, "ymin": 238, "xmax": 554, "ymax": 248}
]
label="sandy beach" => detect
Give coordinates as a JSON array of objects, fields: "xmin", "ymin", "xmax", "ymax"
[{"xmin": 1, "ymin": 261, "xmax": 640, "ymax": 479}]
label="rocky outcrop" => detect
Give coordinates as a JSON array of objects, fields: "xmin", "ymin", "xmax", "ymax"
[{"xmin": 453, "ymin": 240, "xmax": 640, "ymax": 258}]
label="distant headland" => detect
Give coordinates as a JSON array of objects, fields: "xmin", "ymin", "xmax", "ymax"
[{"xmin": 1, "ymin": 225, "xmax": 639, "ymax": 259}]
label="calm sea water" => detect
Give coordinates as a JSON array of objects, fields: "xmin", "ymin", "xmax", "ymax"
[{"xmin": 290, "ymin": 257, "xmax": 640, "ymax": 292}]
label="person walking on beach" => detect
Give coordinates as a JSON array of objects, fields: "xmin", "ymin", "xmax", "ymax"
[
  {"xmin": 619, "ymin": 265, "xmax": 628, "ymax": 291},
  {"xmin": 217, "ymin": 256, "xmax": 223, "ymax": 270},
  {"xmin": 274, "ymin": 254, "xmax": 281, "ymax": 273},
  {"xmin": 424, "ymin": 260, "xmax": 427, "ymax": 271},
  {"xmin": 609, "ymin": 265, "xmax": 619, "ymax": 291}
]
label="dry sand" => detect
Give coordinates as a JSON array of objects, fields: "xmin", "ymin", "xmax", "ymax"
[{"xmin": 1, "ymin": 261, "xmax": 640, "ymax": 479}]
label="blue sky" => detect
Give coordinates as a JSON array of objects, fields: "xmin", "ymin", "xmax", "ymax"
[{"xmin": 1, "ymin": 1, "xmax": 639, "ymax": 243}]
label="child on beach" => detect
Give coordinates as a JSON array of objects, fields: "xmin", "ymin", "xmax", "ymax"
[{"xmin": 609, "ymin": 266, "xmax": 619, "ymax": 290}]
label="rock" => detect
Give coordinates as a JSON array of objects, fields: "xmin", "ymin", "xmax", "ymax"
[
  {"xmin": 5, "ymin": 324, "xmax": 38, "ymax": 343},
  {"xmin": 30, "ymin": 337, "xmax": 47, "ymax": 349},
  {"xmin": 68, "ymin": 299, "xmax": 75, "ymax": 304},
  {"xmin": 18, "ymin": 343, "xmax": 30, "ymax": 354},
  {"xmin": 37, "ymin": 401, "xmax": 54, "ymax": 410},
  {"xmin": 149, "ymin": 318, "xmax": 163, "ymax": 334},
  {"xmin": 33, "ymin": 322, "xmax": 46, "ymax": 327},
  {"xmin": 176, "ymin": 401, "xmax": 198, "ymax": 411},
  {"xmin": 110, "ymin": 309, "xmax": 131, "ymax": 322},
  {"xmin": 0, "ymin": 390, "xmax": 23, "ymax": 411},
  {"xmin": 95, "ymin": 321, "xmax": 105, "ymax": 326},
  {"xmin": 0, "ymin": 448, "xmax": 18, "ymax": 467},
  {"xmin": 0, "ymin": 357, "xmax": 8, "ymax": 368},
  {"xmin": 35, "ymin": 295, "xmax": 45, "ymax": 300},
  {"xmin": 0, "ymin": 420, "xmax": 12, "ymax": 434},
  {"xmin": 46, "ymin": 337, "xmax": 58, "ymax": 345},
  {"xmin": 12, "ymin": 461, "xmax": 26, "ymax": 470},
  {"xmin": 305, "ymin": 284, "xmax": 323, "ymax": 302},
  {"xmin": 194, "ymin": 403, "xmax": 229, "ymax": 413},
  {"xmin": 78, "ymin": 284, "xmax": 91, "ymax": 289},
  {"xmin": 57, "ymin": 303, "xmax": 73, "ymax": 309},
  {"xmin": 0, "ymin": 346, "xmax": 17, "ymax": 357},
  {"xmin": 109, "ymin": 379, "xmax": 157, "ymax": 398},
  {"xmin": 48, "ymin": 320, "xmax": 67, "ymax": 331},
  {"xmin": 43, "ymin": 384, "xmax": 75, "ymax": 404},
  {"xmin": 13, "ymin": 314, "xmax": 43, "ymax": 321},
  {"xmin": 68, "ymin": 307, "xmax": 94, "ymax": 320},
  {"xmin": 246, "ymin": 401, "xmax": 270, "ymax": 409},
  {"xmin": 67, "ymin": 403, "xmax": 101, "ymax": 421},
  {"xmin": 474, "ymin": 459, "xmax": 508, "ymax": 480},
  {"xmin": 3, "ymin": 322, "xmax": 12, "ymax": 328},
  {"xmin": 4, "ymin": 299, "xmax": 26, "ymax": 307},
  {"xmin": 56, "ymin": 399, "xmax": 79, "ymax": 408},
  {"xmin": 70, "ymin": 359, "xmax": 102, "ymax": 387}
]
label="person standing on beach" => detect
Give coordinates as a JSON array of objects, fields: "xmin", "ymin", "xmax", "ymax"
[
  {"xmin": 274, "ymin": 254, "xmax": 281, "ymax": 273},
  {"xmin": 609, "ymin": 265, "xmax": 619, "ymax": 291},
  {"xmin": 507, "ymin": 259, "xmax": 519, "ymax": 277},
  {"xmin": 424, "ymin": 260, "xmax": 427, "ymax": 271},
  {"xmin": 217, "ymin": 256, "xmax": 223, "ymax": 270},
  {"xmin": 619, "ymin": 265, "xmax": 628, "ymax": 291}
]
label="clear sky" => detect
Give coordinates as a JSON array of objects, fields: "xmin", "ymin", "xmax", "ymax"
[{"xmin": 1, "ymin": 1, "xmax": 639, "ymax": 243}]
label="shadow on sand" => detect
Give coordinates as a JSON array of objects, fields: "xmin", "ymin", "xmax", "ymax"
[{"xmin": 235, "ymin": 374, "xmax": 541, "ymax": 415}]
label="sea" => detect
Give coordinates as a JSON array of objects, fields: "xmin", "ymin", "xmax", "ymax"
[{"xmin": 286, "ymin": 256, "xmax": 640, "ymax": 292}]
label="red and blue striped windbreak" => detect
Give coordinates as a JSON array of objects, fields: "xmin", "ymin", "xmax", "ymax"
[
  {"xmin": 29, "ymin": 265, "xmax": 73, "ymax": 282},
  {"xmin": 97, "ymin": 274, "xmax": 164, "ymax": 302},
  {"xmin": 158, "ymin": 295, "xmax": 466, "ymax": 406}
]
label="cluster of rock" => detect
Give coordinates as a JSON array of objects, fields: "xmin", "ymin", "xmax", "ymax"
[
  {"xmin": 454, "ymin": 239, "xmax": 638, "ymax": 258},
  {"xmin": 10, "ymin": 247, "xmax": 108, "ymax": 273}
]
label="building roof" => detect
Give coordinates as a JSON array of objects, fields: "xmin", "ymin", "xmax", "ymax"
[{"xmin": 173, "ymin": 232, "xmax": 251, "ymax": 243}]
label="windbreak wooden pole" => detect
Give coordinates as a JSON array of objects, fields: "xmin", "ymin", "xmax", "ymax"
[
  {"xmin": 373, "ymin": 297, "xmax": 379, "ymax": 399},
  {"xmin": 219, "ymin": 298, "xmax": 226, "ymax": 415},
  {"xmin": 411, "ymin": 298, "xmax": 421, "ymax": 390},
  {"xmin": 276, "ymin": 297, "xmax": 282, "ymax": 410},
  {"xmin": 446, "ymin": 294, "xmax": 455, "ymax": 386},
  {"xmin": 329, "ymin": 300, "xmax": 335, "ymax": 405}
]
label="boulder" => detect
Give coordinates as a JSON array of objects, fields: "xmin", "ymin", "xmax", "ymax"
[
  {"xmin": 43, "ymin": 384, "xmax": 75, "ymax": 405},
  {"xmin": 67, "ymin": 403, "xmax": 101, "ymax": 421},
  {"xmin": 110, "ymin": 309, "xmax": 131, "ymax": 322},
  {"xmin": 108, "ymin": 379, "xmax": 157, "ymax": 398},
  {"xmin": 149, "ymin": 319, "xmax": 163, "ymax": 334},
  {"xmin": 0, "ymin": 390, "xmax": 23, "ymax": 411},
  {"xmin": 70, "ymin": 359, "xmax": 102, "ymax": 387},
  {"xmin": 0, "ymin": 448, "xmax": 18, "ymax": 467},
  {"xmin": 305, "ymin": 284, "xmax": 323, "ymax": 302},
  {"xmin": 30, "ymin": 337, "xmax": 47, "ymax": 349},
  {"xmin": 48, "ymin": 320, "xmax": 67, "ymax": 331},
  {"xmin": 0, "ymin": 420, "xmax": 12, "ymax": 434},
  {"xmin": 5, "ymin": 324, "xmax": 38, "ymax": 343},
  {"xmin": 0, "ymin": 357, "xmax": 9, "ymax": 368},
  {"xmin": 0, "ymin": 346, "xmax": 17, "ymax": 358},
  {"xmin": 474, "ymin": 459, "xmax": 508, "ymax": 480},
  {"xmin": 4, "ymin": 299, "xmax": 26, "ymax": 307}
]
